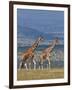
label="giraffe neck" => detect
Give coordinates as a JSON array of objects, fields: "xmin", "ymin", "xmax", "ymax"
[
  {"xmin": 50, "ymin": 41, "xmax": 56, "ymax": 51},
  {"xmin": 51, "ymin": 42, "xmax": 56, "ymax": 48},
  {"xmin": 31, "ymin": 39, "xmax": 40, "ymax": 51},
  {"xmin": 46, "ymin": 41, "xmax": 56, "ymax": 53}
]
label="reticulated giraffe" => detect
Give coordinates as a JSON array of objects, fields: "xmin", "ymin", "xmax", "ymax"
[
  {"xmin": 39, "ymin": 38, "xmax": 60, "ymax": 69},
  {"xmin": 19, "ymin": 36, "xmax": 44, "ymax": 70}
]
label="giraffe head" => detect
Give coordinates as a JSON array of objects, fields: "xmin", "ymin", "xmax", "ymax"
[
  {"xmin": 52, "ymin": 37, "xmax": 60, "ymax": 45},
  {"xmin": 32, "ymin": 36, "xmax": 44, "ymax": 51},
  {"xmin": 37, "ymin": 36, "xmax": 44, "ymax": 42}
]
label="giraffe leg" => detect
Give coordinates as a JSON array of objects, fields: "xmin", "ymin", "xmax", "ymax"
[
  {"xmin": 47, "ymin": 57, "xmax": 51, "ymax": 69},
  {"xmin": 38, "ymin": 61, "xmax": 41, "ymax": 70},
  {"xmin": 39, "ymin": 56, "xmax": 43, "ymax": 70},
  {"xmin": 39, "ymin": 65, "xmax": 40, "ymax": 70},
  {"xmin": 49, "ymin": 61, "xmax": 51, "ymax": 69},
  {"xmin": 42, "ymin": 64, "xmax": 43, "ymax": 70},
  {"xmin": 25, "ymin": 63, "xmax": 28, "ymax": 70},
  {"xmin": 19, "ymin": 60, "xmax": 24, "ymax": 69},
  {"xmin": 46, "ymin": 63, "xmax": 48, "ymax": 69},
  {"xmin": 33, "ymin": 59, "xmax": 36, "ymax": 70},
  {"xmin": 48, "ymin": 58, "xmax": 51, "ymax": 69},
  {"xmin": 41, "ymin": 61, "xmax": 43, "ymax": 70},
  {"xmin": 29, "ymin": 63, "xmax": 30, "ymax": 70}
]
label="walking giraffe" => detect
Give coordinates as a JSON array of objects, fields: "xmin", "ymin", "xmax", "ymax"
[
  {"xmin": 19, "ymin": 36, "xmax": 44, "ymax": 70},
  {"xmin": 39, "ymin": 38, "xmax": 60, "ymax": 69}
]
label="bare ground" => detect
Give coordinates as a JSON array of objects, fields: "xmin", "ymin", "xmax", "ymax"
[{"xmin": 17, "ymin": 68, "xmax": 64, "ymax": 80}]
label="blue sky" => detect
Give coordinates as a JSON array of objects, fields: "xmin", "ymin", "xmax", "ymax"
[{"xmin": 17, "ymin": 9, "xmax": 64, "ymax": 34}]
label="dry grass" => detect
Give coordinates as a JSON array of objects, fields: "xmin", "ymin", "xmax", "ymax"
[{"xmin": 17, "ymin": 68, "xmax": 64, "ymax": 80}]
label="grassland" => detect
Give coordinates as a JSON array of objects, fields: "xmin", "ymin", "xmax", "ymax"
[{"xmin": 17, "ymin": 68, "xmax": 64, "ymax": 80}]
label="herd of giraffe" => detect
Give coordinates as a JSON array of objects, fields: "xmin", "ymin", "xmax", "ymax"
[{"xmin": 19, "ymin": 36, "xmax": 60, "ymax": 70}]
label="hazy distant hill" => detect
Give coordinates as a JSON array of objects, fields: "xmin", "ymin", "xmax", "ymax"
[{"xmin": 17, "ymin": 26, "xmax": 64, "ymax": 47}]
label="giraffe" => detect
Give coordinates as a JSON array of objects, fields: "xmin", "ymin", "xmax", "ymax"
[
  {"xmin": 39, "ymin": 38, "xmax": 60, "ymax": 69},
  {"xmin": 19, "ymin": 36, "xmax": 44, "ymax": 70}
]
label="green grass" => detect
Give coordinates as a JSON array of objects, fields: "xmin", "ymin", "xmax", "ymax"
[{"xmin": 17, "ymin": 68, "xmax": 64, "ymax": 80}]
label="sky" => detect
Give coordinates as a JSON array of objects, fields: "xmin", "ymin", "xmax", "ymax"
[{"xmin": 17, "ymin": 9, "xmax": 64, "ymax": 34}]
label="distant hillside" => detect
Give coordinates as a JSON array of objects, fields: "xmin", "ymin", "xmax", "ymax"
[{"xmin": 17, "ymin": 26, "xmax": 64, "ymax": 47}]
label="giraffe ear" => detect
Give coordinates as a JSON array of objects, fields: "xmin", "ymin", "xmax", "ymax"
[
  {"xmin": 53, "ymin": 37, "xmax": 59, "ymax": 44},
  {"xmin": 40, "ymin": 36, "xmax": 44, "ymax": 41},
  {"xmin": 55, "ymin": 38, "xmax": 60, "ymax": 45}
]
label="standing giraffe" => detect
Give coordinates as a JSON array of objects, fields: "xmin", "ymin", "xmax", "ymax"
[
  {"xmin": 19, "ymin": 36, "xmax": 44, "ymax": 70},
  {"xmin": 39, "ymin": 38, "xmax": 60, "ymax": 69}
]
